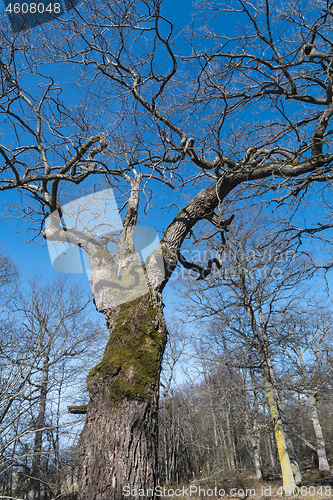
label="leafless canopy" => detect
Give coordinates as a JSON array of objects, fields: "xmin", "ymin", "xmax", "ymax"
[{"xmin": 0, "ymin": 0, "xmax": 333, "ymax": 278}]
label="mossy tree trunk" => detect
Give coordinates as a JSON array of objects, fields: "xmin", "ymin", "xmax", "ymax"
[{"xmin": 77, "ymin": 292, "xmax": 167, "ymax": 500}]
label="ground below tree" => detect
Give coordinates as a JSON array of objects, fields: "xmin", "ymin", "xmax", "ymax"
[{"xmin": 159, "ymin": 468, "xmax": 333, "ymax": 500}]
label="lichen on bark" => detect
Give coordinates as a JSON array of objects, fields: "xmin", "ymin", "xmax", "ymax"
[{"xmin": 87, "ymin": 293, "xmax": 165, "ymax": 407}]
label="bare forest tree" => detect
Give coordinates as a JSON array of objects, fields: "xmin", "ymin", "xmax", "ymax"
[
  {"xmin": 273, "ymin": 306, "xmax": 333, "ymax": 471},
  {"xmin": 1, "ymin": 0, "xmax": 333, "ymax": 497},
  {"xmin": 172, "ymin": 211, "xmax": 329, "ymax": 490},
  {"xmin": 158, "ymin": 354, "xmax": 333, "ymax": 487},
  {"xmin": 0, "ymin": 274, "xmax": 105, "ymax": 499}
]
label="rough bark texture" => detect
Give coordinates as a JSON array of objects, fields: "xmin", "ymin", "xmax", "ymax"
[
  {"xmin": 52, "ymin": 180, "xmax": 241, "ymax": 500},
  {"xmin": 77, "ymin": 292, "xmax": 167, "ymax": 500},
  {"xmin": 78, "ymin": 393, "xmax": 159, "ymax": 500}
]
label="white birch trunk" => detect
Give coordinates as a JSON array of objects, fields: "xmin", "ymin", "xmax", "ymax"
[{"xmin": 308, "ymin": 393, "xmax": 330, "ymax": 471}]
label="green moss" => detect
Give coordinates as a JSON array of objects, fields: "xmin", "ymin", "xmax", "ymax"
[
  {"xmin": 87, "ymin": 294, "xmax": 165, "ymax": 407},
  {"xmin": 316, "ymin": 472, "xmax": 329, "ymax": 479}
]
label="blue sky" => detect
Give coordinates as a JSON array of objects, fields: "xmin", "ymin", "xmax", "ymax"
[{"xmin": 0, "ymin": 0, "xmax": 195, "ymax": 272}]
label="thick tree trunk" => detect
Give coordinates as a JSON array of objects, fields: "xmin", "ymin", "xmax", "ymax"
[
  {"xmin": 77, "ymin": 292, "xmax": 167, "ymax": 500},
  {"xmin": 308, "ymin": 393, "xmax": 330, "ymax": 471},
  {"xmin": 43, "ymin": 174, "xmax": 238, "ymax": 500},
  {"xmin": 78, "ymin": 392, "xmax": 159, "ymax": 500}
]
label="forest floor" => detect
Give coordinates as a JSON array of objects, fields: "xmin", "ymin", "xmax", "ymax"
[{"xmin": 160, "ymin": 468, "xmax": 333, "ymax": 500}]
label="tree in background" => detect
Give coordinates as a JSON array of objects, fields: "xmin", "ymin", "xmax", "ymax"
[
  {"xmin": 1, "ymin": 0, "xmax": 333, "ymax": 496},
  {"xmin": 273, "ymin": 306, "xmax": 333, "ymax": 471},
  {"xmin": 173, "ymin": 211, "xmax": 319, "ymax": 490},
  {"xmin": 0, "ymin": 272, "xmax": 104, "ymax": 499}
]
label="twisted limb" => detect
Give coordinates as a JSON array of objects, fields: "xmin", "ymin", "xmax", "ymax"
[{"xmin": 178, "ymin": 213, "xmax": 234, "ymax": 280}]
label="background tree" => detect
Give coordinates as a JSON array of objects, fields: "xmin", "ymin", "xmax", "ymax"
[
  {"xmin": 173, "ymin": 211, "xmax": 317, "ymax": 490},
  {"xmin": 273, "ymin": 306, "xmax": 333, "ymax": 471},
  {"xmin": 2, "ymin": 0, "xmax": 333, "ymax": 497},
  {"xmin": 0, "ymin": 273, "xmax": 105, "ymax": 499},
  {"xmin": 14, "ymin": 277, "xmax": 101, "ymax": 500}
]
